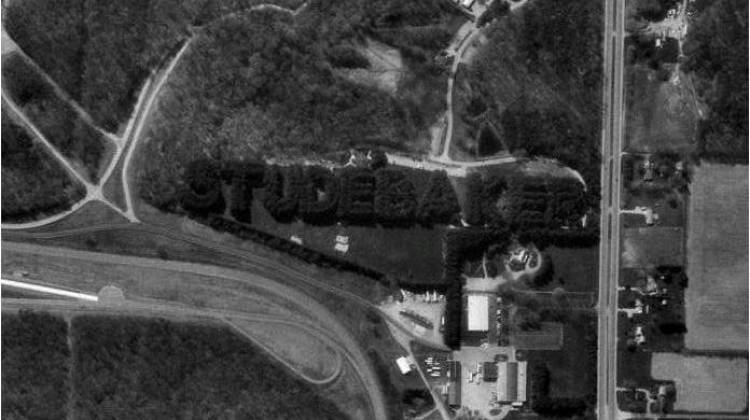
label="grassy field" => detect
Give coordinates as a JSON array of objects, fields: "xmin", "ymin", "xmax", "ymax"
[
  {"xmin": 622, "ymin": 227, "xmax": 685, "ymax": 268},
  {"xmin": 624, "ymin": 65, "xmax": 698, "ymax": 154},
  {"xmin": 651, "ymin": 353, "xmax": 748, "ymax": 413},
  {"xmin": 228, "ymin": 318, "xmax": 342, "ymax": 382},
  {"xmin": 623, "ymin": 189, "xmax": 686, "ymax": 228},
  {"xmin": 541, "ymin": 246, "xmax": 599, "ymax": 293},
  {"xmin": 526, "ymin": 312, "xmax": 596, "ymax": 400},
  {"xmin": 251, "ymin": 197, "xmax": 445, "ymax": 286},
  {"xmin": 24, "ymin": 200, "xmax": 128, "ymax": 232},
  {"xmin": 510, "ymin": 322, "xmax": 563, "ymax": 350},
  {"xmin": 684, "ymin": 163, "xmax": 748, "ymax": 351}
]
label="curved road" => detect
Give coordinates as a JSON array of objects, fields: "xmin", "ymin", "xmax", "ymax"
[
  {"xmin": 3, "ymin": 241, "xmax": 388, "ymax": 420},
  {"xmin": 2, "ymin": 296, "xmax": 344, "ymax": 386}
]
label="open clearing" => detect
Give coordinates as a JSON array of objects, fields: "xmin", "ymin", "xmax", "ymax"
[
  {"xmin": 684, "ymin": 163, "xmax": 748, "ymax": 351},
  {"xmin": 621, "ymin": 227, "xmax": 684, "ymax": 268},
  {"xmin": 625, "ymin": 65, "xmax": 698, "ymax": 154},
  {"xmin": 651, "ymin": 353, "xmax": 748, "ymax": 413},
  {"xmin": 510, "ymin": 322, "xmax": 563, "ymax": 350},
  {"xmin": 228, "ymin": 317, "xmax": 342, "ymax": 383},
  {"xmin": 338, "ymin": 38, "xmax": 404, "ymax": 95}
]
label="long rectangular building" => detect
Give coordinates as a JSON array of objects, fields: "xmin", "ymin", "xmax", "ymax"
[
  {"xmin": 497, "ymin": 361, "xmax": 527, "ymax": 403},
  {"xmin": 446, "ymin": 360, "xmax": 462, "ymax": 407}
]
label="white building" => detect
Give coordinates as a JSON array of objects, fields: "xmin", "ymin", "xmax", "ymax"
[
  {"xmin": 467, "ymin": 294, "xmax": 489, "ymax": 331},
  {"xmin": 396, "ymin": 357, "xmax": 412, "ymax": 375}
]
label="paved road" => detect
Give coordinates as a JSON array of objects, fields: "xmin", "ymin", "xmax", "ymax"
[
  {"xmin": 2, "ymin": 241, "xmax": 389, "ymax": 420},
  {"xmin": 2, "ymin": 296, "xmax": 344, "ymax": 386},
  {"xmin": 597, "ymin": 0, "xmax": 626, "ymax": 418}
]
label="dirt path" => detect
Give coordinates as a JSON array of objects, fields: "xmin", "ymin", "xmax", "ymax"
[{"xmin": 120, "ymin": 38, "xmax": 194, "ymax": 221}]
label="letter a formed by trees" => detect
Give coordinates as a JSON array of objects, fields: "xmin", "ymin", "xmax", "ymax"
[{"xmin": 416, "ymin": 170, "xmax": 461, "ymax": 226}]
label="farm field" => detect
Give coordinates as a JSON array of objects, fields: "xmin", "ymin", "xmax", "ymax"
[
  {"xmin": 621, "ymin": 227, "xmax": 684, "ymax": 268},
  {"xmin": 684, "ymin": 163, "xmax": 748, "ymax": 351},
  {"xmin": 651, "ymin": 353, "xmax": 748, "ymax": 413},
  {"xmin": 624, "ymin": 65, "xmax": 698, "ymax": 154}
]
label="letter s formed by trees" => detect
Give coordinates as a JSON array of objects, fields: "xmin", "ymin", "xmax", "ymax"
[{"xmin": 181, "ymin": 158, "xmax": 225, "ymax": 216}]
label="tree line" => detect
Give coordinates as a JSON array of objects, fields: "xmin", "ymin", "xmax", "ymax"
[{"xmin": 683, "ymin": 0, "xmax": 748, "ymax": 163}]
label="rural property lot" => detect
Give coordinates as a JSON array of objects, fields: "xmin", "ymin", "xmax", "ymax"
[
  {"xmin": 624, "ymin": 65, "xmax": 698, "ymax": 154},
  {"xmin": 684, "ymin": 163, "xmax": 748, "ymax": 351},
  {"xmin": 651, "ymin": 353, "xmax": 748, "ymax": 413},
  {"xmin": 621, "ymin": 227, "xmax": 684, "ymax": 268}
]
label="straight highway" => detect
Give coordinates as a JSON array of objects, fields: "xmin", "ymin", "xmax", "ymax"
[{"xmin": 597, "ymin": 0, "xmax": 626, "ymax": 418}]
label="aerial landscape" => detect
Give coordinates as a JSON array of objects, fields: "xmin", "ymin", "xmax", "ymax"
[{"xmin": 0, "ymin": 0, "xmax": 746, "ymax": 419}]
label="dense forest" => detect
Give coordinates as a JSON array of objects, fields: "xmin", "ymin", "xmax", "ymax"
[
  {"xmin": 71, "ymin": 316, "xmax": 346, "ymax": 419},
  {"xmin": 2, "ymin": 108, "xmax": 85, "ymax": 222},
  {"xmin": 460, "ymin": 0, "xmax": 602, "ymax": 201},
  {"xmin": 683, "ymin": 0, "xmax": 748, "ymax": 163},
  {"xmin": 4, "ymin": 0, "xmax": 303, "ymax": 131},
  {"xmin": 2, "ymin": 311, "xmax": 70, "ymax": 420},
  {"xmin": 136, "ymin": 0, "xmax": 463, "ymax": 202}
]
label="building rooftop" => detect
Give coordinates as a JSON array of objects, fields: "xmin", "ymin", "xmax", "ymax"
[{"xmin": 467, "ymin": 294, "xmax": 489, "ymax": 331}]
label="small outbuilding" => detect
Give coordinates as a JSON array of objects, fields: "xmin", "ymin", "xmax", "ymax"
[
  {"xmin": 396, "ymin": 357, "xmax": 412, "ymax": 375},
  {"xmin": 483, "ymin": 362, "xmax": 498, "ymax": 382}
]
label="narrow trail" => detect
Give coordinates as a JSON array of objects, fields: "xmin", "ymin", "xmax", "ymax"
[
  {"xmin": 3, "ymin": 1, "xmax": 308, "ymax": 230},
  {"xmin": 5, "ymin": 45, "xmax": 120, "ymax": 147},
  {"xmin": 2, "ymin": 95, "xmax": 95, "ymax": 191},
  {"xmin": 120, "ymin": 37, "xmax": 194, "ymax": 222}
]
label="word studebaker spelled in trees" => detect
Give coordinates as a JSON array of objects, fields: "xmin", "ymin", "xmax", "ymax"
[{"xmin": 180, "ymin": 160, "xmax": 463, "ymax": 227}]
